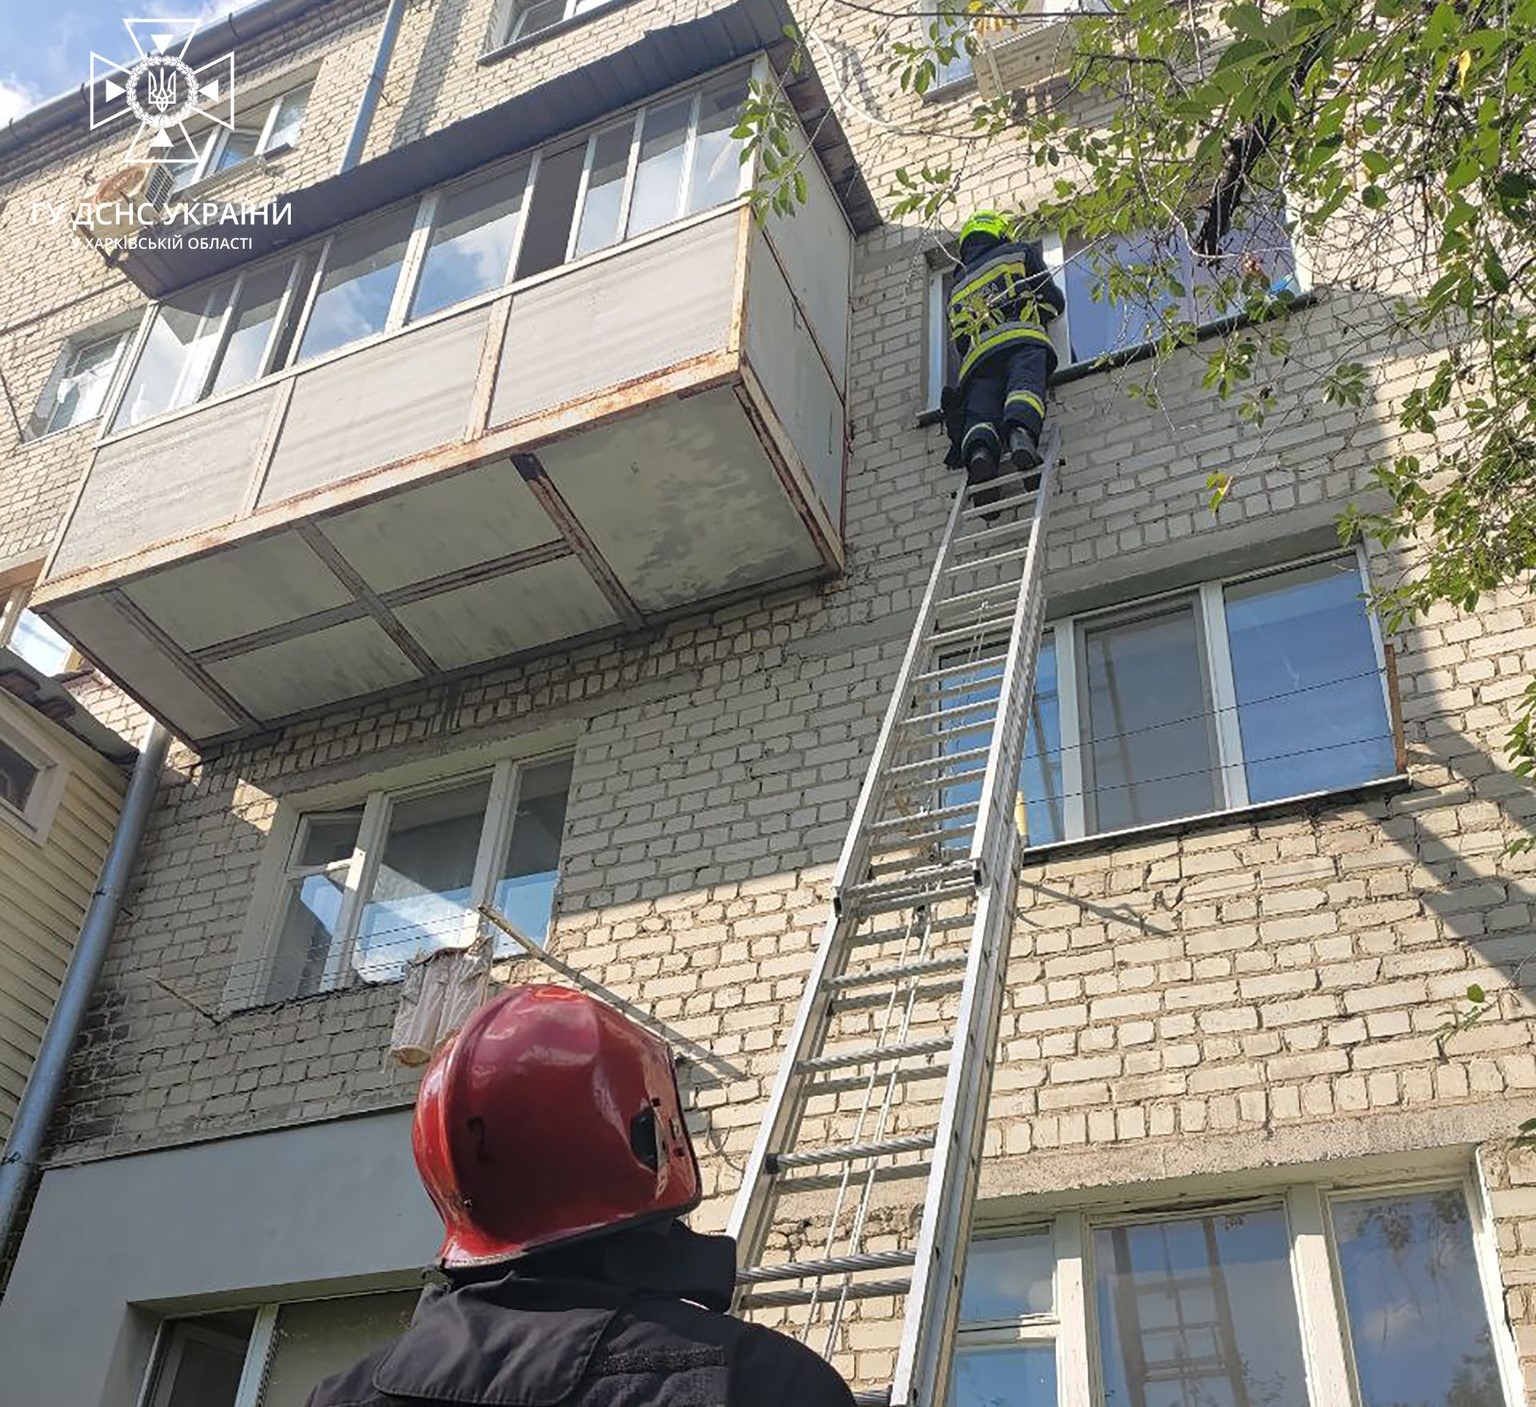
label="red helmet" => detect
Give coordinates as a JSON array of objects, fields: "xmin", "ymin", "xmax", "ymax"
[{"xmin": 411, "ymin": 984, "xmax": 702, "ymax": 1268}]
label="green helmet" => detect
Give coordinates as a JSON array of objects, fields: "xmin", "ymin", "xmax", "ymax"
[{"xmin": 958, "ymin": 210, "xmax": 1012, "ymax": 248}]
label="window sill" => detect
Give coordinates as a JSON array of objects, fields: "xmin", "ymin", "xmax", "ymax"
[
  {"xmin": 921, "ymin": 74, "xmax": 979, "ymax": 103},
  {"xmin": 478, "ymin": 0, "xmax": 647, "ymax": 64},
  {"xmin": 915, "ymin": 289, "xmax": 1321, "ymax": 428},
  {"xmin": 1020, "ymin": 771, "xmax": 1411, "ymax": 864}
]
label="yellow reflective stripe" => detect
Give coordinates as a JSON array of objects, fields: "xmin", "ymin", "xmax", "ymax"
[
  {"xmin": 958, "ymin": 324, "xmax": 1055, "ymax": 383},
  {"xmin": 1006, "ymin": 388, "xmax": 1046, "ymax": 417},
  {"xmin": 948, "ymin": 259, "xmax": 1034, "ymax": 311}
]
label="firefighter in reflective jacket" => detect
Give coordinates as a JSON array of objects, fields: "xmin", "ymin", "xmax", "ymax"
[
  {"xmin": 943, "ymin": 210, "xmax": 1065, "ymax": 497},
  {"xmin": 305, "ymin": 986, "xmax": 856, "ymax": 1407}
]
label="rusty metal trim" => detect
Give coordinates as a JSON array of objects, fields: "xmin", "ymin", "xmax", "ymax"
[
  {"xmin": 191, "ymin": 600, "xmax": 371, "ymax": 664},
  {"xmin": 466, "ymin": 294, "xmax": 515, "ymax": 442},
  {"xmin": 295, "ymin": 523, "xmax": 441, "ymax": 677},
  {"xmin": 239, "ymin": 375, "xmax": 298, "ymax": 519},
  {"xmin": 105, "ymin": 588, "xmax": 261, "ymax": 731},
  {"xmin": 511, "ymin": 451, "xmax": 644, "ymax": 632}
]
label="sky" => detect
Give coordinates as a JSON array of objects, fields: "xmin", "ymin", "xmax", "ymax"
[{"xmin": 0, "ymin": 0, "xmax": 260, "ymax": 123}]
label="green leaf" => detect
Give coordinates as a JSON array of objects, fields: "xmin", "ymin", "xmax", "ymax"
[
  {"xmin": 1467, "ymin": 983, "xmax": 1487, "ymax": 1004},
  {"xmin": 1361, "ymin": 185, "xmax": 1388, "ymax": 210}
]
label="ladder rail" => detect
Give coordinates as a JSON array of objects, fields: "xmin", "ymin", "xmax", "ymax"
[{"xmin": 830, "ymin": 488, "xmax": 973, "ymax": 904}]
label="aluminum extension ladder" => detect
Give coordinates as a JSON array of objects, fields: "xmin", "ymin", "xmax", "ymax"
[{"xmin": 726, "ymin": 427, "xmax": 1060, "ymax": 1407}]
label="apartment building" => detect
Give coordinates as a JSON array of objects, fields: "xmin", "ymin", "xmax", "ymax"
[{"xmin": 0, "ymin": 0, "xmax": 1532, "ymax": 1403}]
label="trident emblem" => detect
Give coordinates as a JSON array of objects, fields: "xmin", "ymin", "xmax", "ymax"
[{"xmin": 145, "ymin": 63, "xmax": 179, "ymax": 115}]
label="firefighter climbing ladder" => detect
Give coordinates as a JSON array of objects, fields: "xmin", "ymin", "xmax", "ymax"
[{"xmin": 727, "ymin": 426, "xmax": 1060, "ymax": 1407}]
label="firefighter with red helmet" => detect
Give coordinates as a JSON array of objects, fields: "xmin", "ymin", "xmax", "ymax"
[{"xmin": 305, "ymin": 985, "xmax": 856, "ymax": 1407}]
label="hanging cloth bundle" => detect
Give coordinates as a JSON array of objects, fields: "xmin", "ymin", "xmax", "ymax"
[{"xmin": 389, "ymin": 925, "xmax": 495, "ymax": 1066}]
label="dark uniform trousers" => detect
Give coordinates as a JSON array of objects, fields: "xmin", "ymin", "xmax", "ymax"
[
  {"xmin": 304, "ymin": 1225, "xmax": 856, "ymax": 1407},
  {"xmin": 959, "ymin": 340, "xmax": 1052, "ymax": 464}
]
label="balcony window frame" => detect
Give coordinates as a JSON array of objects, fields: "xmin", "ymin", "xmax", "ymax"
[
  {"xmin": 98, "ymin": 63, "xmax": 757, "ymax": 444},
  {"xmin": 972, "ymin": 547, "xmax": 1397, "ymax": 850},
  {"xmin": 954, "ymin": 1172, "xmax": 1522, "ymax": 1407},
  {"xmin": 0, "ymin": 709, "xmax": 69, "ymax": 845},
  {"xmin": 231, "ymin": 745, "xmax": 574, "ymax": 1010}
]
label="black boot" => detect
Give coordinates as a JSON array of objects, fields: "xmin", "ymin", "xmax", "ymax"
[
  {"xmin": 1009, "ymin": 426, "xmax": 1042, "ymax": 474},
  {"xmin": 966, "ymin": 443, "xmax": 1001, "ymax": 520}
]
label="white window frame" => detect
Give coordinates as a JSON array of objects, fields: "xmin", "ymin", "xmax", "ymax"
[
  {"xmin": 26, "ymin": 323, "xmax": 136, "ymax": 440},
  {"xmin": 491, "ymin": 0, "xmax": 618, "ymax": 49},
  {"xmin": 232, "ymin": 747, "xmax": 573, "ymax": 1009},
  {"xmin": 1022, "ymin": 546, "xmax": 1395, "ymax": 847},
  {"xmin": 1, "ymin": 581, "xmax": 79, "ymax": 677},
  {"xmin": 0, "ymin": 708, "xmax": 69, "ymax": 845},
  {"xmin": 959, "ymin": 1175, "xmax": 1522, "ymax": 1407},
  {"xmin": 172, "ymin": 81, "xmax": 313, "ymax": 192},
  {"xmin": 102, "ymin": 67, "xmax": 756, "ymax": 439}
]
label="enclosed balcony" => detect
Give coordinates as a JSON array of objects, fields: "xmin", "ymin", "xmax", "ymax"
[{"xmin": 34, "ymin": 40, "xmax": 869, "ymax": 744}]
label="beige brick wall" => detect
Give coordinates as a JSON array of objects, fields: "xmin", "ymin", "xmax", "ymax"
[{"xmin": 0, "ymin": 0, "xmax": 1531, "ymax": 1392}]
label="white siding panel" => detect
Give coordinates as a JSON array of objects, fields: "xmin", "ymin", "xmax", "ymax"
[
  {"xmin": 744, "ymin": 228, "xmax": 845, "ymax": 526},
  {"xmin": 764, "ymin": 158, "xmax": 851, "ymax": 389},
  {"xmin": 261, "ymin": 306, "xmax": 490, "ymax": 509},
  {"xmin": 491, "ymin": 210, "xmax": 739, "ymax": 428},
  {"xmin": 48, "ymin": 387, "xmax": 277, "ymax": 580}
]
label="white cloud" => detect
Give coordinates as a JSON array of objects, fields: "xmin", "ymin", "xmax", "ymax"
[
  {"xmin": 0, "ymin": 74, "xmax": 43, "ymax": 124},
  {"xmin": 137, "ymin": 0, "xmax": 263, "ymax": 23}
]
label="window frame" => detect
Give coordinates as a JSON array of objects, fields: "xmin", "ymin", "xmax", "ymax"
[
  {"xmin": 0, "ymin": 709, "xmax": 70, "ymax": 846},
  {"xmin": 487, "ymin": 0, "xmax": 622, "ymax": 51},
  {"xmin": 1, "ymin": 579, "xmax": 80, "ymax": 677},
  {"xmin": 170, "ymin": 80, "xmax": 313, "ymax": 194},
  {"xmin": 26, "ymin": 322, "xmax": 136, "ymax": 440},
  {"xmin": 1025, "ymin": 546, "xmax": 1395, "ymax": 848},
  {"xmin": 235, "ymin": 747, "xmax": 574, "ymax": 1009},
  {"xmin": 955, "ymin": 1174, "xmax": 1523, "ymax": 1407},
  {"xmin": 99, "ymin": 64, "xmax": 757, "ymax": 442}
]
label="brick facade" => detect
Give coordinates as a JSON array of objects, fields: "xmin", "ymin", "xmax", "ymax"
[{"xmin": 1, "ymin": 0, "xmax": 1533, "ymax": 1398}]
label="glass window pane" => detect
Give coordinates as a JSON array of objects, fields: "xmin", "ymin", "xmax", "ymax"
[
  {"xmin": 493, "ymin": 757, "xmax": 572, "ymax": 947},
  {"xmin": 410, "ymin": 164, "xmax": 529, "ymax": 321},
  {"xmin": 626, "ymin": 97, "xmax": 691, "ymax": 238},
  {"xmin": 209, "ymin": 261, "xmax": 293, "ymax": 396},
  {"xmin": 11, "ymin": 608, "xmax": 74, "ymax": 675},
  {"xmin": 515, "ymin": 140, "xmax": 586, "ymax": 279},
  {"xmin": 1062, "ymin": 231, "xmax": 1181, "ymax": 364},
  {"xmin": 1225, "ymin": 559, "xmax": 1395, "ymax": 804},
  {"xmin": 295, "ymin": 810, "xmax": 363, "ymax": 867},
  {"xmin": 511, "ymin": 0, "xmax": 567, "ymax": 39},
  {"xmin": 686, "ymin": 75, "xmax": 747, "ymax": 215},
  {"xmin": 1083, "ymin": 604, "xmax": 1218, "ymax": 832},
  {"xmin": 149, "ymin": 1311, "xmax": 255, "ymax": 1407},
  {"xmin": 933, "ymin": 12, "xmax": 975, "ymax": 88},
  {"xmin": 355, "ymin": 777, "xmax": 492, "ymax": 981},
  {"xmin": 264, "ymin": 85, "xmax": 310, "ymax": 151},
  {"xmin": 1020, "ymin": 636, "xmax": 1063, "ymax": 847},
  {"xmin": 961, "ymin": 1231, "xmax": 1055, "ymax": 1321},
  {"xmin": 296, "ymin": 208, "xmax": 415, "ymax": 364},
  {"xmin": 1094, "ymin": 1207, "xmax": 1311, "ymax": 1407},
  {"xmin": 212, "ymin": 123, "xmax": 263, "ymax": 175},
  {"xmin": 43, "ymin": 331, "xmax": 124, "ymax": 433},
  {"xmin": 1192, "ymin": 203, "xmax": 1300, "ymax": 321},
  {"xmin": 0, "ymin": 739, "xmax": 40, "ymax": 812},
  {"xmin": 573, "ymin": 122, "xmax": 635, "ymax": 258},
  {"xmin": 113, "ymin": 284, "xmax": 228, "ymax": 428},
  {"xmin": 260, "ymin": 1291, "xmax": 418, "ymax": 1407},
  {"xmin": 1331, "ymin": 1190, "xmax": 1507, "ymax": 1407},
  {"xmin": 271, "ymin": 873, "xmax": 347, "ymax": 1000},
  {"xmin": 950, "ymin": 1345, "xmax": 1056, "ymax": 1407}
]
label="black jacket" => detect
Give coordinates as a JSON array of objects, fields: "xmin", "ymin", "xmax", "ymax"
[
  {"xmin": 304, "ymin": 1223, "xmax": 856, "ymax": 1407},
  {"xmin": 946, "ymin": 236, "xmax": 1065, "ymax": 385}
]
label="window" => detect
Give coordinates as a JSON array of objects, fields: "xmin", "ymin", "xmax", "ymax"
[
  {"xmin": 1014, "ymin": 552, "xmax": 1397, "ymax": 845},
  {"xmin": 104, "ymin": 71, "xmax": 751, "ymax": 433},
  {"xmin": 0, "ymin": 715, "xmax": 65, "ymax": 842},
  {"xmin": 112, "ymin": 253, "xmax": 310, "ymax": 429},
  {"xmin": 1054, "ymin": 205, "xmax": 1301, "ymax": 366},
  {"xmin": 567, "ymin": 74, "xmax": 750, "ymax": 261},
  {"xmin": 492, "ymin": 0, "xmax": 611, "ymax": 47},
  {"xmin": 928, "ymin": 10, "xmax": 976, "ymax": 90},
  {"xmin": 2, "ymin": 581, "xmax": 76, "ymax": 675},
  {"xmin": 170, "ymin": 82, "xmax": 312, "ymax": 192},
  {"xmin": 141, "ymin": 1291, "xmax": 418, "ymax": 1407},
  {"xmin": 952, "ymin": 1180, "xmax": 1517, "ymax": 1407},
  {"xmin": 27, "ymin": 325, "xmax": 133, "ymax": 437},
  {"xmin": 256, "ymin": 753, "xmax": 572, "ymax": 1005}
]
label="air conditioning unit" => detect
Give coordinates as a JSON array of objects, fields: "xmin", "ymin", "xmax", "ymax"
[
  {"xmin": 73, "ymin": 163, "xmax": 174, "ymax": 248},
  {"xmin": 973, "ymin": 0, "xmax": 1093, "ymax": 99}
]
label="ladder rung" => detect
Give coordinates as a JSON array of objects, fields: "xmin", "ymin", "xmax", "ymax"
[
  {"xmin": 926, "ymin": 616, "xmax": 1016, "ymax": 652},
  {"xmin": 828, "ymin": 955, "xmax": 969, "ymax": 991},
  {"xmin": 796, "ymin": 1036, "xmax": 951, "ymax": 1074},
  {"xmin": 768, "ymin": 1133, "xmax": 937, "ymax": 1171},
  {"xmin": 867, "ymin": 821, "xmax": 971, "ymax": 855},
  {"xmin": 935, "ymin": 582, "xmax": 1024, "ymax": 617},
  {"xmin": 886, "ymin": 744, "xmax": 992, "ymax": 779},
  {"xmin": 739, "ymin": 1249, "xmax": 918, "ymax": 1284},
  {"xmin": 953, "ymin": 517, "xmax": 1037, "ymax": 553},
  {"xmin": 843, "ymin": 912, "xmax": 975, "ymax": 948},
  {"xmin": 900, "ymin": 693, "xmax": 1000, "ymax": 732},
  {"xmin": 837, "ymin": 977, "xmax": 965, "ymax": 1012},
  {"xmin": 737, "ymin": 1278, "xmax": 912, "ymax": 1311},
  {"xmin": 778, "ymin": 1160, "xmax": 935, "ymax": 1195},
  {"xmin": 838, "ymin": 870, "xmax": 977, "ymax": 914},
  {"xmin": 810, "ymin": 1063, "xmax": 953, "ymax": 1096},
  {"xmin": 837, "ymin": 878, "xmax": 977, "ymax": 918},
  {"xmin": 945, "ymin": 543, "xmax": 1034, "ymax": 576},
  {"xmin": 910, "ymin": 654, "xmax": 1009, "ymax": 687},
  {"xmin": 867, "ymin": 801, "xmax": 975, "ymax": 834}
]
